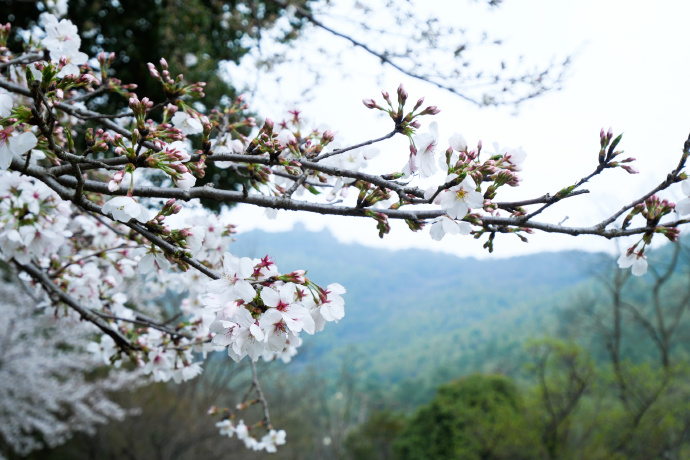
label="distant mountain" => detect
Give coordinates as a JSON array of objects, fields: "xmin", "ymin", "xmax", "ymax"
[{"xmin": 230, "ymin": 224, "xmax": 604, "ymax": 401}]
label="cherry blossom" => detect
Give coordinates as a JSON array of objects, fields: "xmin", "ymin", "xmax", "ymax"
[
  {"xmin": 50, "ymin": 47, "xmax": 88, "ymax": 77},
  {"xmin": 617, "ymin": 251, "xmax": 648, "ymax": 276},
  {"xmin": 675, "ymin": 179, "xmax": 690, "ymax": 215},
  {"xmin": 504, "ymin": 146, "xmax": 527, "ymax": 171},
  {"xmin": 0, "ymin": 279, "xmax": 141, "ymax": 455},
  {"xmin": 449, "ymin": 132, "xmax": 468, "ymax": 152},
  {"xmin": 404, "ymin": 121, "xmax": 439, "ymax": 178},
  {"xmin": 262, "ymin": 429, "xmax": 287, "ymax": 453},
  {"xmin": 212, "ymin": 138, "xmax": 245, "ymax": 169},
  {"xmin": 216, "ymin": 419, "xmax": 236, "ymax": 437},
  {"xmin": 318, "ymin": 283, "xmax": 346, "ymax": 324},
  {"xmin": 173, "ymin": 171, "xmax": 197, "ymax": 190},
  {"xmin": 40, "ymin": 14, "xmax": 81, "ymax": 53},
  {"xmin": 172, "ymin": 111, "xmax": 203, "ymax": 136},
  {"xmin": 137, "ymin": 246, "xmax": 171, "ymax": 275},
  {"xmin": 261, "ymin": 284, "xmax": 316, "ymax": 335},
  {"xmin": 429, "ymin": 216, "xmax": 471, "ymax": 241},
  {"xmin": 439, "ymin": 174, "xmax": 484, "ymax": 219},
  {"xmin": 0, "ymin": 130, "xmax": 38, "ymax": 170},
  {"xmin": 101, "ymin": 196, "xmax": 151, "ymax": 223},
  {"xmin": 206, "ymin": 253, "xmax": 256, "ymax": 302}
]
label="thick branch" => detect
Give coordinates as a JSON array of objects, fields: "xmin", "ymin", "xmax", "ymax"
[
  {"xmin": 15, "ymin": 158, "xmax": 682, "ymax": 239},
  {"xmin": 13, "ymin": 260, "xmax": 138, "ymax": 352}
]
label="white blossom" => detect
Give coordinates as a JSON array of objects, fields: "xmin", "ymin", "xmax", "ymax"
[
  {"xmin": 675, "ymin": 179, "xmax": 690, "ymax": 215},
  {"xmin": 0, "ymin": 279, "xmax": 142, "ymax": 455},
  {"xmin": 404, "ymin": 121, "xmax": 438, "ymax": 178},
  {"xmin": 172, "ymin": 112, "xmax": 203, "ymax": 136},
  {"xmin": 439, "ymin": 175, "xmax": 484, "ymax": 219},
  {"xmin": 617, "ymin": 252, "xmax": 648, "ymax": 276},
  {"xmin": 0, "ymin": 130, "xmax": 38, "ymax": 170},
  {"xmin": 101, "ymin": 196, "xmax": 151, "ymax": 223},
  {"xmin": 429, "ymin": 216, "xmax": 471, "ymax": 241}
]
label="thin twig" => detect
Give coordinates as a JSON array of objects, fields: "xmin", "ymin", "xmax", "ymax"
[
  {"xmin": 312, "ymin": 130, "xmax": 397, "ymax": 161},
  {"xmin": 251, "ymin": 361, "xmax": 272, "ymax": 428}
]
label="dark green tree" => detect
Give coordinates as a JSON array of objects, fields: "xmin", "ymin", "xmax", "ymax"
[
  {"xmin": 395, "ymin": 374, "xmax": 544, "ymax": 460},
  {"xmin": 3, "ymin": 0, "xmax": 313, "ymax": 111},
  {"xmin": 344, "ymin": 409, "xmax": 405, "ymax": 460}
]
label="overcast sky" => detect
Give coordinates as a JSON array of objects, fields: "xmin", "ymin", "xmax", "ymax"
[{"xmin": 221, "ymin": 0, "xmax": 690, "ymax": 259}]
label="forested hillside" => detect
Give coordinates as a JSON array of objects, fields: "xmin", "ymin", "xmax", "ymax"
[{"xmin": 232, "ymin": 225, "xmax": 599, "ymax": 403}]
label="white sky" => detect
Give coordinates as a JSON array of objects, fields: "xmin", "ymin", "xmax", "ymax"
[{"xmin": 221, "ymin": 0, "xmax": 690, "ymax": 259}]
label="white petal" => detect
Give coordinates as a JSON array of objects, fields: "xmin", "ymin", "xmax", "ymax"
[
  {"xmin": 456, "ymin": 221, "xmax": 471, "ymax": 235},
  {"xmin": 676, "ymin": 198, "xmax": 690, "ymax": 215},
  {"xmin": 12, "ymin": 132, "xmax": 38, "ymax": 155},
  {"xmin": 429, "ymin": 121, "xmax": 439, "ymax": 138},
  {"xmin": 235, "ymin": 280, "xmax": 257, "ymax": 302},
  {"xmin": 448, "ymin": 133, "xmax": 467, "ymax": 152},
  {"xmin": 260, "ymin": 287, "xmax": 280, "ymax": 308},
  {"xmin": 0, "ymin": 144, "xmax": 11, "ymax": 169},
  {"xmin": 617, "ymin": 253, "xmax": 634, "ymax": 268},
  {"xmin": 682, "ymin": 179, "xmax": 690, "ymax": 197},
  {"xmin": 441, "ymin": 217, "xmax": 460, "ymax": 235},
  {"xmin": 632, "ymin": 257, "xmax": 648, "ymax": 276},
  {"xmin": 429, "ymin": 220, "xmax": 446, "ymax": 241}
]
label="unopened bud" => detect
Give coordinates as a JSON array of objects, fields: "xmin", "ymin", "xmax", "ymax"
[
  {"xmin": 397, "ymin": 83, "xmax": 408, "ymax": 104},
  {"xmin": 362, "ymin": 98, "xmax": 377, "ymax": 109},
  {"xmin": 421, "ymin": 106, "xmax": 440, "ymax": 115},
  {"xmin": 381, "ymin": 91, "xmax": 391, "ymax": 104}
]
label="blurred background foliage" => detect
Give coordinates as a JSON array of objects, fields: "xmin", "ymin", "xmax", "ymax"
[{"xmin": 3, "ymin": 0, "xmax": 314, "ymax": 111}]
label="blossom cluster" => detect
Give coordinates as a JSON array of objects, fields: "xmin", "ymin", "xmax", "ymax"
[
  {"xmin": 205, "ymin": 253, "xmax": 345, "ymax": 362},
  {"xmin": 40, "ymin": 13, "xmax": 88, "ymax": 78},
  {"xmin": 216, "ymin": 419, "xmax": 286, "ymax": 452}
]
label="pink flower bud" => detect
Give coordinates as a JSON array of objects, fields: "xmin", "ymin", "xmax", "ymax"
[
  {"xmin": 362, "ymin": 98, "xmax": 377, "ymax": 109},
  {"xmin": 421, "ymin": 106, "xmax": 440, "ymax": 115},
  {"xmin": 147, "ymin": 63, "xmax": 160, "ymax": 78},
  {"xmin": 397, "ymin": 83, "xmax": 408, "ymax": 103}
]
